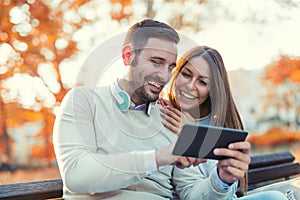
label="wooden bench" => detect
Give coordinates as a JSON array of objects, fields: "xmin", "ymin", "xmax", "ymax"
[
  {"xmin": 247, "ymin": 151, "xmax": 300, "ymax": 191},
  {"xmin": 0, "ymin": 151, "xmax": 299, "ymax": 200},
  {"xmin": 0, "ymin": 179, "xmax": 63, "ymax": 200}
]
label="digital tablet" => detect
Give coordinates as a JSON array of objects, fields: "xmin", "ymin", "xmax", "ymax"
[{"xmin": 172, "ymin": 124, "xmax": 248, "ymax": 160}]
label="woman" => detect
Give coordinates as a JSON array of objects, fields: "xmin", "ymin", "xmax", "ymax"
[{"xmin": 160, "ymin": 46, "xmax": 287, "ymax": 199}]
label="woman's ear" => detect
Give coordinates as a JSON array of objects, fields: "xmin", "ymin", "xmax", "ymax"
[{"xmin": 122, "ymin": 45, "xmax": 133, "ymax": 66}]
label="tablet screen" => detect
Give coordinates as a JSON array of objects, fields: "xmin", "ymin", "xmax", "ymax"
[{"xmin": 172, "ymin": 124, "xmax": 248, "ymax": 160}]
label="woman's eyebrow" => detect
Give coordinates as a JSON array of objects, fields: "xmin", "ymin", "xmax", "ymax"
[
  {"xmin": 183, "ymin": 66, "xmax": 192, "ymax": 73},
  {"xmin": 184, "ymin": 66, "xmax": 210, "ymax": 79},
  {"xmin": 200, "ymin": 75, "xmax": 210, "ymax": 80}
]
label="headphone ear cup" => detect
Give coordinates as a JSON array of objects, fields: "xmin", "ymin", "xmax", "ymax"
[{"xmin": 116, "ymin": 91, "xmax": 130, "ymax": 111}]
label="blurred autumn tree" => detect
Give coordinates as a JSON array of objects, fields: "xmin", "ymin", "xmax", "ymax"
[
  {"xmin": 263, "ymin": 55, "xmax": 300, "ymax": 131},
  {"xmin": 1, "ymin": 0, "xmax": 207, "ymax": 168},
  {"xmin": 248, "ymin": 55, "xmax": 300, "ymax": 152},
  {"xmin": 0, "ymin": 0, "xmax": 93, "ymax": 166}
]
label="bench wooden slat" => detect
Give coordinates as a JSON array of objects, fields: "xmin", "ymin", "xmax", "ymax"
[
  {"xmin": 248, "ymin": 162, "xmax": 300, "ymax": 185},
  {"xmin": 0, "ymin": 179, "xmax": 62, "ymax": 200},
  {"xmin": 249, "ymin": 151, "xmax": 295, "ymax": 169}
]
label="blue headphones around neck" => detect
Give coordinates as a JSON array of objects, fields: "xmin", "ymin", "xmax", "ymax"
[
  {"xmin": 110, "ymin": 84, "xmax": 130, "ymax": 112},
  {"xmin": 110, "ymin": 83, "xmax": 155, "ymax": 115}
]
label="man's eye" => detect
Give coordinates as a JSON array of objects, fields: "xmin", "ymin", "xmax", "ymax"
[
  {"xmin": 151, "ymin": 60, "xmax": 161, "ymax": 65},
  {"xmin": 168, "ymin": 66, "xmax": 175, "ymax": 71}
]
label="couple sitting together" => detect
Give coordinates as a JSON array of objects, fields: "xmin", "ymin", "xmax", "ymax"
[{"xmin": 53, "ymin": 19, "xmax": 288, "ymax": 200}]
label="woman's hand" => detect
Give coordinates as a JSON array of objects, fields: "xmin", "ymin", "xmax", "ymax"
[
  {"xmin": 213, "ymin": 141, "xmax": 251, "ymax": 184},
  {"xmin": 157, "ymin": 98, "xmax": 170, "ymax": 107},
  {"xmin": 160, "ymin": 106, "xmax": 195, "ymax": 134}
]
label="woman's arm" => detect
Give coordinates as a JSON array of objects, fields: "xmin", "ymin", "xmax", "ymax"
[{"xmin": 173, "ymin": 161, "xmax": 238, "ymax": 200}]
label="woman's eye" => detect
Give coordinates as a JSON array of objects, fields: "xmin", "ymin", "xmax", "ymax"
[
  {"xmin": 199, "ymin": 80, "xmax": 207, "ymax": 86},
  {"xmin": 181, "ymin": 72, "xmax": 191, "ymax": 78}
]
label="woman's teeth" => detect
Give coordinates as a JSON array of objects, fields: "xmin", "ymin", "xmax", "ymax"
[{"xmin": 181, "ymin": 91, "xmax": 196, "ymax": 99}]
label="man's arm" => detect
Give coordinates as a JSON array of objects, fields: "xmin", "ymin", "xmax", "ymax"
[{"xmin": 53, "ymin": 87, "xmax": 152, "ymax": 194}]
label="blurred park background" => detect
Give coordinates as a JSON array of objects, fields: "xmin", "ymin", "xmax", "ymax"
[{"xmin": 0, "ymin": 0, "xmax": 300, "ymax": 184}]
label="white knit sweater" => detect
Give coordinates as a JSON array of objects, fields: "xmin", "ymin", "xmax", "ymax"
[{"xmin": 53, "ymin": 86, "xmax": 237, "ymax": 199}]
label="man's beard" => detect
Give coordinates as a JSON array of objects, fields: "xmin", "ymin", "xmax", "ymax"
[{"xmin": 135, "ymin": 85, "xmax": 159, "ymax": 103}]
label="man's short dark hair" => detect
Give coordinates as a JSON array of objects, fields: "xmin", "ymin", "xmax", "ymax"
[{"xmin": 123, "ymin": 19, "xmax": 180, "ymax": 65}]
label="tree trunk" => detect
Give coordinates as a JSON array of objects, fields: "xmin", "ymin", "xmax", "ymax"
[{"xmin": 0, "ymin": 97, "xmax": 11, "ymax": 166}]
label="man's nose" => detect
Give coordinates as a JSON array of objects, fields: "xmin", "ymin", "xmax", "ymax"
[{"xmin": 157, "ymin": 65, "xmax": 171, "ymax": 83}]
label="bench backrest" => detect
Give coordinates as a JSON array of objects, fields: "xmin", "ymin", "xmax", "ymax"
[
  {"xmin": 0, "ymin": 179, "xmax": 62, "ymax": 200},
  {"xmin": 248, "ymin": 151, "xmax": 300, "ymax": 190}
]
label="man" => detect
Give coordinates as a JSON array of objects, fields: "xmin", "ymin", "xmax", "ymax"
[
  {"xmin": 53, "ymin": 19, "xmax": 204, "ymax": 199},
  {"xmin": 54, "ymin": 19, "xmax": 267, "ymax": 200}
]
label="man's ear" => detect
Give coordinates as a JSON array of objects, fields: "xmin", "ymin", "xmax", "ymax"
[{"xmin": 122, "ymin": 45, "xmax": 133, "ymax": 66}]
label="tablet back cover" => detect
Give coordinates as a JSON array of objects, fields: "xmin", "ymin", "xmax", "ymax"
[{"xmin": 172, "ymin": 124, "xmax": 248, "ymax": 160}]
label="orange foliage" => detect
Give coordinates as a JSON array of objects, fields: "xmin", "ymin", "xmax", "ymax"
[
  {"xmin": 290, "ymin": 59, "xmax": 300, "ymax": 83},
  {"xmin": 4, "ymin": 103, "xmax": 45, "ymax": 127},
  {"xmin": 31, "ymin": 141, "xmax": 56, "ymax": 163},
  {"xmin": 0, "ymin": 0, "xmax": 95, "ymax": 167},
  {"xmin": 1, "ymin": 102, "xmax": 56, "ymax": 165},
  {"xmin": 55, "ymin": 87, "xmax": 69, "ymax": 102},
  {"xmin": 0, "ymin": 167, "xmax": 60, "ymax": 184},
  {"xmin": 69, "ymin": 0, "xmax": 91, "ymax": 8},
  {"xmin": 110, "ymin": 0, "xmax": 132, "ymax": 21},
  {"xmin": 248, "ymin": 127, "xmax": 300, "ymax": 146},
  {"xmin": 265, "ymin": 56, "xmax": 291, "ymax": 84},
  {"xmin": 265, "ymin": 55, "xmax": 300, "ymax": 85},
  {"xmin": 32, "ymin": 111, "xmax": 56, "ymax": 165},
  {"xmin": 32, "ymin": 145, "xmax": 48, "ymax": 158},
  {"xmin": 290, "ymin": 69, "xmax": 300, "ymax": 83},
  {"xmin": 0, "ymin": 0, "xmax": 93, "ymax": 91}
]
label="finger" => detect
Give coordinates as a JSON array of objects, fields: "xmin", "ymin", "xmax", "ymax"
[
  {"xmin": 175, "ymin": 162, "xmax": 186, "ymax": 169},
  {"xmin": 214, "ymin": 148, "xmax": 251, "ymax": 164},
  {"xmin": 186, "ymin": 157, "xmax": 197, "ymax": 164},
  {"xmin": 160, "ymin": 110, "xmax": 181, "ymax": 128},
  {"xmin": 166, "ymin": 106, "xmax": 183, "ymax": 118},
  {"xmin": 164, "ymin": 107, "xmax": 182, "ymax": 122},
  {"xmin": 218, "ymin": 166, "xmax": 244, "ymax": 183},
  {"xmin": 157, "ymin": 98, "xmax": 165, "ymax": 106},
  {"xmin": 160, "ymin": 108, "xmax": 179, "ymax": 123},
  {"xmin": 157, "ymin": 98, "xmax": 170, "ymax": 107},
  {"xmin": 219, "ymin": 165, "xmax": 246, "ymax": 180},
  {"xmin": 228, "ymin": 141, "xmax": 251, "ymax": 154},
  {"xmin": 193, "ymin": 158, "xmax": 207, "ymax": 166},
  {"xmin": 162, "ymin": 119, "xmax": 180, "ymax": 134},
  {"xmin": 176, "ymin": 157, "xmax": 191, "ymax": 168},
  {"xmin": 218, "ymin": 158, "xmax": 249, "ymax": 172},
  {"xmin": 186, "ymin": 157, "xmax": 206, "ymax": 166}
]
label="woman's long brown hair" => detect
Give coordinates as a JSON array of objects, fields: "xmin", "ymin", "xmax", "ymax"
[{"xmin": 168, "ymin": 46, "xmax": 248, "ymax": 195}]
